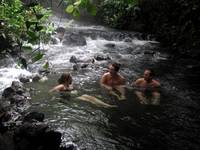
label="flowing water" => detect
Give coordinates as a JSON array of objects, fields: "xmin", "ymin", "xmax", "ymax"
[{"xmin": 1, "ymin": 15, "xmax": 200, "ymax": 150}]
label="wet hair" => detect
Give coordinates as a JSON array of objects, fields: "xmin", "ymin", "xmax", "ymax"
[
  {"xmin": 58, "ymin": 73, "xmax": 72, "ymax": 84},
  {"xmin": 111, "ymin": 62, "xmax": 121, "ymax": 72},
  {"xmin": 145, "ymin": 68, "xmax": 155, "ymax": 77}
]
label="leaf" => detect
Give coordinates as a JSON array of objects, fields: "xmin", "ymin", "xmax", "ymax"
[
  {"xmin": 74, "ymin": 0, "xmax": 82, "ymax": 6},
  {"xmin": 87, "ymin": 4, "xmax": 96, "ymax": 16},
  {"xmin": 66, "ymin": 5, "xmax": 74, "ymax": 13},
  {"xmin": 35, "ymin": 25, "xmax": 44, "ymax": 31},
  {"xmin": 26, "ymin": 21, "xmax": 37, "ymax": 29},
  {"xmin": 42, "ymin": 61, "xmax": 49, "ymax": 70},
  {"xmin": 72, "ymin": 8, "xmax": 80, "ymax": 17},
  {"xmin": 36, "ymin": 14, "xmax": 44, "ymax": 20},
  {"xmin": 32, "ymin": 52, "xmax": 44, "ymax": 63}
]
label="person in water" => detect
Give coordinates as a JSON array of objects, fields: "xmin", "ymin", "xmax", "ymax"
[
  {"xmin": 49, "ymin": 72, "xmax": 117, "ymax": 108},
  {"xmin": 132, "ymin": 69, "xmax": 160, "ymax": 105},
  {"xmin": 49, "ymin": 72, "xmax": 74, "ymax": 92},
  {"xmin": 100, "ymin": 62, "xmax": 126, "ymax": 100}
]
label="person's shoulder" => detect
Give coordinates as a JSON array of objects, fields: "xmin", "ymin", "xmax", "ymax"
[
  {"xmin": 152, "ymin": 79, "xmax": 160, "ymax": 86},
  {"xmin": 102, "ymin": 72, "xmax": 110, "ymax": 77},
  {"xmin": 56, "ymin": 84, "xmax": 65, "ymax": 91},
  {"xmin": 136, "ymin": 78, "xmax": 144, "ymax": 82}
]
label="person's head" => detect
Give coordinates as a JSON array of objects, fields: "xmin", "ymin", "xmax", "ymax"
[
  {"xmin": 58, "ymin": 72, "xmax": 72, "ymax": 84},
  {"xmin": 143, "ymin": 69, "xmax": 154, "ymax": 81},
  {"xmin": 108, "ymin": 62, "xmax": 121, "ymax": 75}
]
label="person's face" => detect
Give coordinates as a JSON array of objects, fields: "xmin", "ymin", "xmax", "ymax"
[
  {"xmin": 143, "ymin": 70, "xmax": 152, "ymax": 81},
  {"xmin": 108, "ymin": 65, "xmax": 116, "ymax": 75}
]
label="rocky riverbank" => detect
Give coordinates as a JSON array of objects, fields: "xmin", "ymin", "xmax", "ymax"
[{"xmin": 0, "ymin": 81, "xmax": 76, "ymax": 150}]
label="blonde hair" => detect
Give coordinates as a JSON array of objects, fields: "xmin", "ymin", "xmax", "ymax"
[{"xmin": 58, "ymin": 73, "xmax": 72, "ymax": 84}]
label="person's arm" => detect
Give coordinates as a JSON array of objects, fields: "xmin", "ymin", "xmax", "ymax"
[
  {"xmin": 131, "ymin": 78, "xmax": 143, "ymax": 90},
  {"xmin": 49, "ymin": 84, "xmax": 64, "ymax": 92},
  {"xmin": 100, "ymin": 74, "xmax": 112, "ymax": 90}
]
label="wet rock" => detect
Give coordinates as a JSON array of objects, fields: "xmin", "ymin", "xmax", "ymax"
[
  {"xmin": 32, "ymin": 74, "xmax": 42, "ymax": 82},
  {"xmin": 143, "ymin": 50, "xmax": 155, "ymax": 55},
  {"xmin": 50, "ymin": 36, "xmax": 60, "ymax": 45},
  {"xmin": 0, "ymin": 133, "xmax": 15, "ymax": 150},
  {"xmin": 43, "ymin": 130, "xmax": 62, "ymax": 150},
  {"xmin": 14, "ymin": 123, "xmax": 49, "ymax": 150},
  {"xmin": 13, "ymin": 123, "xmax": 62, "ymax": 150},
  {"xmin": 23, "ymin": 112, "xmax": 45, "ymax": 123},
  {"xmin": 60, "ymin": 143, "xmax": 78, "ymax": 150},
  {"xmin": 19, "ymin": 77, "xmax": 30, "ymax": 83},
  {"xmin": 69, "ymin": 56, "xmax": 78, "ymax": 63},
  {"xmin": 56, "ymin": 27, "xmax": 66, "ymax": 34},
  {"xmin": 94, "ymin": 54, "xmax": 111, "ymax": 61},
  {"xmin": 80, "ymin": 63, "xmax": 89, "ymax": 68},
  {"xmin": 104, "ymin": 43, "xmax": 115, "ymax": 48},
  {"xmin": 124, "ymin": 38, "xmax": 132, "ymax": 42},
  {"xmin": 2, "ymin": 87, "xmax": 15, "ymax": 99},
  {"xmin": 73, "ymin": 64, "xmax": 79, "ymax": 71},
  {"xmin": 63, "ymin": 33, "xmax": 86, "ymax": 46}
]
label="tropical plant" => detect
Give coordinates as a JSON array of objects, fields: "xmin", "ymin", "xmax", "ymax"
[
  {"xmin": 96, "ymin": 0, "xmax": 140, "ymax": 28},
  {"xmin": 0, "ymin": 0, "xmax": 54, "ymax": 68}
]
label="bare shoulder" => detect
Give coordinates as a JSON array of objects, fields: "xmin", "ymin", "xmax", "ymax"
[
  {"xmin": 135, "ymin": 78, "xmax": 144, "ymax": 83},
  {"xmin": 133, "ymin": 78, "xmax": 144, "ymax": 86},
  {"xmin": 102, "ymin": 72, "xmax": 110, "ymax": 78},
  {"xmin": 152, "ymin": 79, "xmax": 161, "ymax": 86}
]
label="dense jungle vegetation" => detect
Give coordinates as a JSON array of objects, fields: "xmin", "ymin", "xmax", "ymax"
[
  {"xmin": 1, "ymin": 0, "xmax": 200, "ymax": 58},
  {"xmin": 96, "ymin": 0, "xmax": 200, "ymax": 57}
]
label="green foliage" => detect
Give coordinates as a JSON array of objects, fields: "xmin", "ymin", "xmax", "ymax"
[
  {"xmin": 64, "ymin": 0, "xmax": 96, "ymax": 17},
  {"xmin": 96, "ymin": 0, "xmax": 140, "ymax": 28},
  {"xmin": 0, "ymin": 0, "xmax": 54, "ymax": 67}
]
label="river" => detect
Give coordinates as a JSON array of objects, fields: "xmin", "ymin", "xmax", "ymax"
[{"xmin": 0, "ymin": 15, "xmax": 200, "ymax": 150}]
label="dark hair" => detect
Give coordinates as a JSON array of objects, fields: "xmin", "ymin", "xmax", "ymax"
[
  {"xmin": 58, "ymin": 73, "xmax": 72, "ymax": 84},
  {"xmin": 145, "ymin": 68, "xmax": 155, "ymax": 77},
  {"xmin": 111, "ymin": 62, "xmax": 121, "ymax": 72}
]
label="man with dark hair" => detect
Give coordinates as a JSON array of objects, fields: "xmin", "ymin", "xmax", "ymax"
[
  {"xmin": 132, "ymin": 69, "xmax": 160, "ymax": 105},
  {"xmin": 100, "ymin": 62, "xmax": 126, "ymax": 100}
]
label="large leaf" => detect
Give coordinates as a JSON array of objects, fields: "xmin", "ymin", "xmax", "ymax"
[
  {"xmin": 72, "ymin": 8, "xmax": 80, "ymax": 17},
  {"xmin": 66, "ymin": 5, "xmax": 74, "ymax": 13},
  {"xmin": 32, "ymin": 52, "xmax": 44, "ymax": 63}
]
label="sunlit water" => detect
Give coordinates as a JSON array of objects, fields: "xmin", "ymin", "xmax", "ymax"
[{"xmin": 1, "ymin": 15, "xmax": 200, "ymax": 150}]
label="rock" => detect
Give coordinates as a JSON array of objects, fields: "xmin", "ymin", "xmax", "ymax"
[
  {"xmin": 50, "ymin": 36, "xmax": 60, "ymax": 45},
  {"xmin": 43, "ymin": 130, "xmax": 62, "ymax": 150},
  {"xmin": 94, "ymin": 54, "xmax": 111, "ymax": 61},
  {"xmin": 23, "ymin": 112, "xmax": 45, "ymax": 123},
  {"xmin": 73, "ymin": 64, "xmax": 79, "ymax": 71},
  {"xmin": 19, "ymin": 77, "xmax": 30, "ymax": 83},
  {"xmin": 63, "ymin": 33, "xmax": 86, "ymax": 46},
  {"xmin": 32, "ymin": 74, "xmax": 42, "ymax": 82},
  {"xmin": 56, "ymin": 27, "xmax": 66, "ymax": 34},
  {"xmin": 104, "ymin": 43, "xmax": 115, "ymax": 48},
  {"xmin": 69, "ymin": 56, "xmax": 78, "ymax": 63},
  {"xmin": 124, "ymin": 38, "xmax": 132, "ymax": 42},
  {"xmin": 14, "ymin": 123, "xmax": 49, "ymax": 150},
  {"xmin": 2, "ymin": 87, "xmax": 15, "ymax": 99},
  {"xmin": 143, "ymin": 50, "xmax": 155, "ymax": 55}
]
